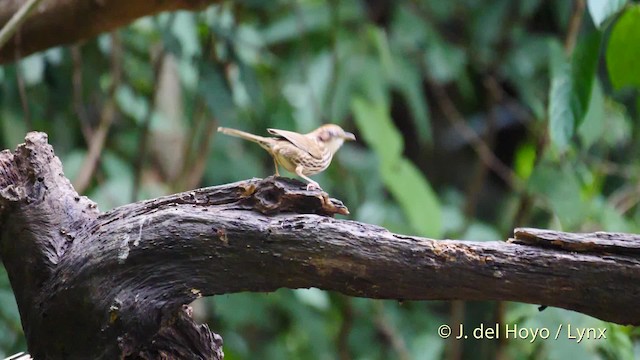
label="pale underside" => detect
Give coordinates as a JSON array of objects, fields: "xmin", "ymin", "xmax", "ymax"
[{"xmin": 270, "ymin": 140, "xmax": 332, "ymax": 176}]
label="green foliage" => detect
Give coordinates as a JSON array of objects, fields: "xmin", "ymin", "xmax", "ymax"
[
  {"xmin": 352, "ymin": 97, "xmax": 442, "ymax": 237},
  {"xmin": 1, "ymin": 0, "xmax": 640, "ymax": 358},
  {"xmin": 606, "ymin": 4, "xmax": 640, "ymax": 89},
  {"xmin": 549, "ymin": 49, "xmax": 575, "ymax": 151},
  {"xmin": 549, "ymin": 30, "xmax": 601, "ymax": 151},
  {"xmin": 529, "ymin": 161, "xmax": 586, "ymax": 228}
]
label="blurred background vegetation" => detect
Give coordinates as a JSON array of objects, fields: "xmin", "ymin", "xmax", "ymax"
[{"xmin": 1, "ymin": 0, "xmax": 640, "ymax": 358}]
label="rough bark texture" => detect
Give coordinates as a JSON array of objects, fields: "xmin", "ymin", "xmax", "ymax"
[
  {"xmin": 1, "ymin": 133, "xmax": 640, "ymax": 358},
  {"xmin": 0, "ymin": 0, "xmax": 220, "ymax": 64}
]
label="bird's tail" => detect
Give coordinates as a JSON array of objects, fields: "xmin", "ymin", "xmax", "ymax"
[{"xmin": 217, "ymin": 127, "xmax": 270, "ymax": 146}]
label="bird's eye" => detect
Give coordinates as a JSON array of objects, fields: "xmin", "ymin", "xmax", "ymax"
[{"xmin": 319, "ymin": 131, "xmax": 331, "ymax": 141}]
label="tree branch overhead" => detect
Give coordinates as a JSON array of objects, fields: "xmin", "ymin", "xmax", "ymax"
[{"xmin": 0, "ymin": 0, "xmax": 219, "ymax": 64}]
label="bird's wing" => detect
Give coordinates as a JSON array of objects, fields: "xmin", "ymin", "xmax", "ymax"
[{"xmin": 267, "ymin": 128, "xmax": 323, "ymax": 159}]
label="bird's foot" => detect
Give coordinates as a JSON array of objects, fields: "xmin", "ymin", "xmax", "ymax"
[{"xmin": 306, "ymin": 182, "xmax": 322, "ymax": 191}]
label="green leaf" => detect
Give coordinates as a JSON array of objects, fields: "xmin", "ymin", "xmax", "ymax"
[
  {"xmin": 472, "ymin": 0, "xmax": 510, "ymax": 48},
  {"xmin": 61, "ymin": 150, "xmax": 88, "ymax": 183},
  {"xmin": 391, "ymin": 56, "xmax": 432, "ymax": 143},
  {"xmin": 20, "ymin": 53, "xmax": 44, "ymax": 86},
  {"xmin": 89, "ymin": 177, "xmax": 133, "ymax": 210},
  {"xmin": 424, "ymin": 41, "xmax": 467, "ymax": 83},
  {"xmin": 587, "ymin": 0, "xmax": 627, "ymax": 28},
  {"xmin": 261, "ymin": 2, "xmax": 333, "ymax": 45},
  {"xmin": 599, "ymin": 202, "xmax": 631, "ymax": 232},
  {"xmin": 90, "ymin": 151, "xmax": 134, "ymax": 209},
  {"xmin": 548, "ymin": 59, "xmax": 574, "ymax": 151},
  {"xmin": 547, "ymin": 31, "xmax": 601, "ymax": 151},
  {"xmin": 504, "ymin": 36, "xmax": 551, "ymax": 118},
  {"xmin": 371, "ymin": 27, "xmax": 394, "ymax": 76},
  {"xmin": 116, "ymin": 85, "xmax": 149, "ymax": 123},
  {"xmin": 607, "ymin": 5, "xmax": 640, "ymax": 89},
  {"xmin": 601, "ymin": 98, "xmax": 631, "ymax": 146},
  {"xmin": 578, "ymin": 80, "xmax": 605, "ymax": 148},
  {"xmin": 571, "ymin": 31, "xmax": 602, "ymax": 127},
  {"xmin": 199, "ymin": 64, "xmax": 236, "ymax": 122},
  {"xmin": 282, "ymin": 51, "xmax": 335, "ymax": 130},
  {"xmin": 410, "ymin": 334, "xmax": 444, "ymax": 360},
  {"xmin": 235, "ymin": 24, "xmax": 264, "ymax": 65},
  {"xmin": 351, "ymin": 98, "xmax": 402, "ymax": 165},
  {"xmin": 293, "ymin": 288, "xmax": 330, "ymax": 311},
  {"xmin": 462, "ymin": 221, "xmax": 502, "ymax": 242},
  {"xmin": 514, "ymin": 142, "xmax": 536, "ymax": 180},
  {"xmin": 528, "ymin": 163, "xmax": 585, "ymax": 228},
  {"xmin": 213, "ymin": 293, "xmax": 274, "ymax": 328},
  {"xmin": 171, "ymin": 12, "xmax": 200, "ymax": 58},
  {"xmin": 353, "ymin": 57, "xmax": 389, "ymax": 108},
  {"xmin": 391, "ymin": 5, "xmax": 432, "ymax": 48},
  {"xmin": 598, "ymin": 323, "xmax": 635, "ymax": 359},
  {"xmin": 177, "ymin": 56, "xmax": 199, "ymax": 92},
  {"xmin": 380, "ymin": 159, "xmax": 442, "ymax": 237}
]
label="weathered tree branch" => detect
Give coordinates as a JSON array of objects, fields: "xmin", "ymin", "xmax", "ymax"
[
  {"xmin": 1, "ymin": 132, "xmax": 640, "ymax": 358},
  {"xmin": 0, "ymin": 0, "xmax": 219, "ymax": 64}
]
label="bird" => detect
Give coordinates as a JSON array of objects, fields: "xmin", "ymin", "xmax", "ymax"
[{"xmin": 217, "ymin": 124, "xmax": 356, "ymax": 190}]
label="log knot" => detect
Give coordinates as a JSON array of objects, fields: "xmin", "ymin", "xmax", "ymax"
[{"xmin": 242, "ymin": 176, "xmax": 349, "ymax": 216}]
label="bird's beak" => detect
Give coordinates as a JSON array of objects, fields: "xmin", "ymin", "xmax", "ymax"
[{"xmin": 343, "ymin": 131, "xmax": 356, "ymax": 141}]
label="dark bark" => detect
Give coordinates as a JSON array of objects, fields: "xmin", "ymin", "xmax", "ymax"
[
  {"xmin": 0, "ymin": 0, "xmax": 220, "ymax": 64},
  {"xmin": 1, "ymin": 132, "xmax": 640, "ymax": 358}
]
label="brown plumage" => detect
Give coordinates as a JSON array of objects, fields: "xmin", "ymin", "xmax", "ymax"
[{"xmin": 217, "ymin": 124, "xmax": 356, "ymax": 190}]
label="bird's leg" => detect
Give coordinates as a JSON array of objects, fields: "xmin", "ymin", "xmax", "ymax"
[
  {"xmin": 273, "ymin": 157, "xmax": 280, "ymax": 176},
  {"xmin": 296, "ymin": 165, "xmax": 321, "ymax": 191}
]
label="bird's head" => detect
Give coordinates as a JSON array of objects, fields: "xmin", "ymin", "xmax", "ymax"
[{"xmin": 311, "ymin": 124, "xmax": 356, "ymax": 154}]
